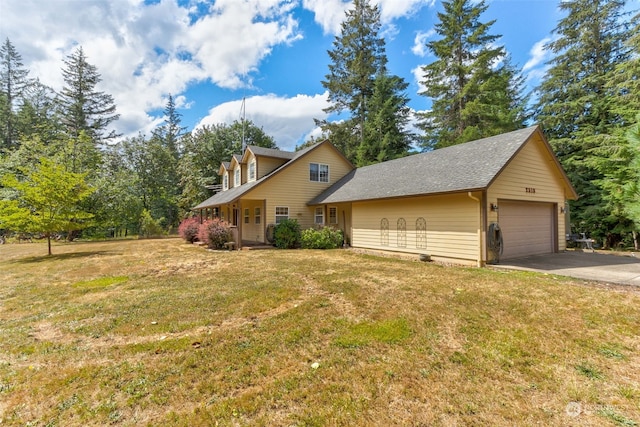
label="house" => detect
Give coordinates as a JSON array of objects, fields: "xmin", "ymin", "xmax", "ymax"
[
  {"xmin": 193, "ymin": 140, "xmax": 355, "ymax": 245},
  {"xmin": 193, "ymin": 125, "xmax": 577, "ymax": 266}
]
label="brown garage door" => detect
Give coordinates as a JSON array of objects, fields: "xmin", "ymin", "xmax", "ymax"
[{"xmin": 499, "ymin": 200, "xmax": 556, "ymax": 259}]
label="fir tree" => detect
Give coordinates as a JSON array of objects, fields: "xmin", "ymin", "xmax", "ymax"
[
  {"xmin": 534, "ymin": 0, "xmax": 633, "ymax": 246},
  {"xmin": 58, "ymin": 46, "xmax": 120, "ymax": 145},
  {"xmin": 418, "ymin": 0, "xmax": 527, "ymax": 150},
  {"xmin": 0, "ymin": 38, "xmax": 31, "ymax": 150}
]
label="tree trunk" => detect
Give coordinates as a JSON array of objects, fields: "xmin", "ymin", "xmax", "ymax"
[
  {"xmin": 633, "ymin": 230, "xmax": 638, "ymax": 251},
  {"xmin": 47, "ymin": 234, "xmax": 52, "ymax": 256}
]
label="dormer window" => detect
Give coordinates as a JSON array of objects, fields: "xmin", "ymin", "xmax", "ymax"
[
  {"xmin": 222, "ymin": 173, "xmax": 229, "ymax": 191},
  {"xmin": 234, "ymin": 167, "xmax": 241, "ymax": 187},
  {"xmin": 310, "ymin": 163, "xmax": 329, "ymax": 183}
]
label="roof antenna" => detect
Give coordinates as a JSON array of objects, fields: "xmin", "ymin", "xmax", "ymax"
[{"xmin": 240, "ymin": 96, "xmax": 246, "ymax": 153}]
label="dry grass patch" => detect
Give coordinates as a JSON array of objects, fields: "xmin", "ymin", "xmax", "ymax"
[{"xmin": 0, "ymin": 238, "xmax": 639, "ymax": 426}]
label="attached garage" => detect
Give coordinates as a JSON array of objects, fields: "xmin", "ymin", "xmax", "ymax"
[
  {"xmin": 310, "ymin": 125, "xmax": 578, "ymax": 266},
  {"xmin": 498, "ymin": 200, "xmax": 556, "ymax": 259}
]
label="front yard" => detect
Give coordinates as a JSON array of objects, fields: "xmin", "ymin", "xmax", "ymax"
[{"xmin": 0, "ymin": 239, "xmax": 638, "ymax": 426}]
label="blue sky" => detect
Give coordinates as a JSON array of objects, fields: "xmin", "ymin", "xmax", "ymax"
[{"xmin": 0, "ymin": 0, "xmax": 581, "ymax": 150}]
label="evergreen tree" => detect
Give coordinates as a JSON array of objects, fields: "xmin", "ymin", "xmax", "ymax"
[
  {"xmin": 0, "ymin": 38, "xmax": 31, "ymax": 150},
  {"xmin": 357, "ymin": 73, "xmax": 414, "ymax": 166},
  {"xmin": 320, "ymin": 0, "xmax": 388, "ymax": 161},
  {"xmin": 418, "ymin": 0, "xmax": 527, "ymax": 150},
  {"xmin": 58, "ymin": 46, "xmax": 120, "ymax": 145},
  {"xmin": 534, "ymin": 0, "xmax": 632, "ymax": 246},
  {"xmin": 154, "ymin": 94, "xmax": 186, "ymax": 160},
  {"xmin": 15, "ymin": 79, "xmax": 62, "ymax": 145}
]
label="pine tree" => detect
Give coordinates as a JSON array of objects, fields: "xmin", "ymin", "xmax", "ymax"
[
  {"xmin": 357, "ymin": 73, "xmax": 414, "ymax": 166},
  {"xmin": 418, "ymin": 0, "xmax": 527, "ymax": 150},
  {"xmin": 320, "ymin": 0, "xmax": 387, "ymax": 161},
  {"xmin": 534, "ymin": 0, "xmax": 632, "ymax": 246},
  {"xmin": 58, "ymin": 46, "xmax": 120, "ymax": 145},
  {"xmin": 154, "ymin": 94, "xmax": 186, "ymax": 160},
  {"xmin": 0, "ymin": 38, "xmax": 31, "ymax": 150}
]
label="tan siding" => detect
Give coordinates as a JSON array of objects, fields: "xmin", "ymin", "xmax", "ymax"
[
  {"xmin": 239, "ymin": 200, "xmax": 265, "ymax": 243},
  {"xmin": 488, "ymin": 135, "xmax": 568, "ymax": 251},
  {"xmin": 257, "ymin": 157, "xmax": 288, "ymax": 179},
  {"xmin": 351, "ymin": 194, "xmax": 480, "ymax": 264},
  {"xmin": 245, "ymin": 143, "xmax": 354, "ymax": 230}
]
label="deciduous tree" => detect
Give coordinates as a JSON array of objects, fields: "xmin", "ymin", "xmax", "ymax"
[{"xmin": 0, "ymin": 157, "xmax": 94, "ymax": 255}]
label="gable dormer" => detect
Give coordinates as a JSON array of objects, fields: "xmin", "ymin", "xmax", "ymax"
[
  {"xmin": 219, "ymin": 162, "xmax": 230, "ymax": 191},
  {"xmin": 241, "ymin": 146, "xmax": 295, "ymax": 180},
  {"xmin": 229, "ymin": 154, "xmax": 243, "ymax": 188}
]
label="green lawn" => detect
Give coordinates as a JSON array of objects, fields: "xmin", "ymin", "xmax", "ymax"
[{"xmin": 0, "ymin": 239, "xmax": 638, "ymax": 426}]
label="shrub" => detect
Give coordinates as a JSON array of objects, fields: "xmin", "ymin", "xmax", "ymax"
[
  {"xmin": 139, "ymin": 209, "xmax": 165, "ymax": 238},
  {"xmin": 301, "ymin": 226, "xmax": 344, "ymax": 249},
  {"xmin": 178, "ymin": 217, "xmax": 200, "ymax": 243},
  {"xmin": 274, "ymin": 219, "xmax": 301, "ymax": 249},
  {"xmin": 197, "ymin": 218, "xmax": 232, "ymax": 249}
]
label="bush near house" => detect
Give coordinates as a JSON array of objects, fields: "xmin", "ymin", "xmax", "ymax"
[
  {"xmin": 178, "ymin": 217, "xmax": 200, "ymax": 243},
  {"xmin": 274, "ymin": 219, "xmax": 301, "ymax": 249},
  {"xmin": 301, "ymin": 226, "xmax": 344, "ymax": 249},
  {"xmin": 197, "ymin": 218, "xmax": 232, "ymax": 249}
]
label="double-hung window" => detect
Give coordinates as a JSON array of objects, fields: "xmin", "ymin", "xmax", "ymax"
[
  {"xmin": 310, "ymin": 163, "xmax": 329, "ymax": 182},
  {"xmin": 244, "ymin": 208, "xmax": 250, "ymax": 224},
  {"xmin": 222, "ymin": 173, "xmax": 228, "ymax": 191},
  {"xmin": 234, "ymin": 167, "xmax": 241, "ymax": 187},
  {"xmin": 249, "ymin": 160, "xmax": 256, "ymax": 181},
  {"xmin": 314, "ymin": 207, "xmax": 324, "ymax": 225},
  {"xmin": 329, "ymin": 207, "xmax": 338, "ymax": 224},
  {"xmin": 275, "ymin": 206, "xmax": 289, "ymax": 224},
  {"xmin": 254, "ymin": 207, "xmax": 261, "ymax": 224}
]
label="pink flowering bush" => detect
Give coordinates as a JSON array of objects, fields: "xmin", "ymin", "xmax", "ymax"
[
  {"xmin": 197, "ymin": 218, "xmax": 232, "ymax": 249},
  {"xmin": 178, "ymin": 217, "xmax": 201, "ymax": 243}
]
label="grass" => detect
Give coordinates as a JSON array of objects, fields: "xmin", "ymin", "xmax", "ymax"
[{"xmin": 1, "ymin": 238, "xmax": 639, "ymax": 426}]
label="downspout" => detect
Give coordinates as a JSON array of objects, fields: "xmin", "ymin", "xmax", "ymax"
[{"xmin": 467, "ymin": 192, "xmax": 485, "ymax": 267}]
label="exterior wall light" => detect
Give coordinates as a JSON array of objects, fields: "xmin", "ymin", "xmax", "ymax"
[{"xmin": 490, "ymin": 203, "xmax": 499, "ymax": 212}]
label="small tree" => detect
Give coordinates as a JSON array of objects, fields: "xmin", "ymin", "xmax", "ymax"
[
  {"xmin": 139, "ymin": 209, "xmax": 164, "ymax": 238},
  {"xmin": 0, "ymin": 157, "xmax": 94, "ymax": 255}
]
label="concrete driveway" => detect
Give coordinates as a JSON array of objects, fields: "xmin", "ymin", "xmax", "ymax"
[{"xmin": 494, "ymin": 251, "xmax": 640, "ymax": 286}]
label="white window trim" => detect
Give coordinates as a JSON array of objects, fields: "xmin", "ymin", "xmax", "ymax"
[
  {"xmin": 309, "ymin": 162, "xmax": 329, "ymax": 183},
  {"xmin": 249, "ymin": 160, "xmax": 256, "ymax": 182},
  {"xmin": 314, "ymin": 207, "xmax": 324, "ymax": 225},
  {"xmin": 234, "ymin": 167, "xmax": 241, "ymax": 187},
  {"xmin": 275, "ymin": 206, "xmax": 289, "ymax": 224},
  {"xmin": 254, "ymin": 207, "xmax": 261, "ymax": 224},
  {"xmin": 222, "ymin": 173, "xmax": 228, "ymax": 191},
  {"xmin": 329, "ymin": 206, "xmax": 338, "ymax": 224},
  {"xmin": 244, "ymin": 208, "xmax": 250, "ymax": 224}
]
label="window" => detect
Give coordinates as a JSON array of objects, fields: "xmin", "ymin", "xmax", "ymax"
[
  {"xmin": 310, "ymin": 163, "xmax": 329, "ymax": 182},
  {"xmin": 254, "ymin": 207, "xmax": 261, "ymax": 224},
  {"xmin": 315, "ymin": 207, "xmax": 324, "ymax": 225},
  {"xmin": 275, "ymin": 206, "xmax": 289, "ymax": 224},
  {"xmin": 249, "ymin": 160, "xmax": 256, "ymax": 181},
  {"xmin": 329, "ymin": 207, "xmax": 338, "ymax": 224},
  {"xmin": 244, "ymin": 208, "xmax": 250, "ymax": 224},
  {"xmin": 234, "ymin": 167, "xmax": 241, "ymax": 187},
  {"xmin": 222, "ymin": 173, "xmax": 228, "ymax": 191}
]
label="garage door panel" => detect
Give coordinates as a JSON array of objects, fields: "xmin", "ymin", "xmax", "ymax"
[{"xmin": 499, "ymin": 201, "xmax": 555, "ymax": 259}]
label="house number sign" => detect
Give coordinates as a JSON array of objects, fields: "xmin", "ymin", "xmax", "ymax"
[{"xmin": 525, "ymin": 187, "xmax": 536, "ymax": 194}]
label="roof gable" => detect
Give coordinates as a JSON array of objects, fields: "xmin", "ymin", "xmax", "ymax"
[{"xmin": 310, "ymin": 126, "xmax": 576, "ymax": 205}]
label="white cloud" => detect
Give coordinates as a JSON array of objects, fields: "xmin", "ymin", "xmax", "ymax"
[
  {"xmin": 411, "ymin": 29, "xmax": 435, "ymax": 57},
  {"xmin": 412, "ymin": 65, "xmax": 427, "ymax": 95},
  {"xmin": 523, "ymin": 37, "xmax": 551, "ymax": 72},
  {"xmin": 302, "ymin": 0, "xmax": 435, "ymax": 35},
  {"xmin": 0, "ymin": 0, "xmax": 302, "ymax": 139},
  {"xmin": 196, "ymin": 92, "xmax": 331, "ymax": 151}
]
